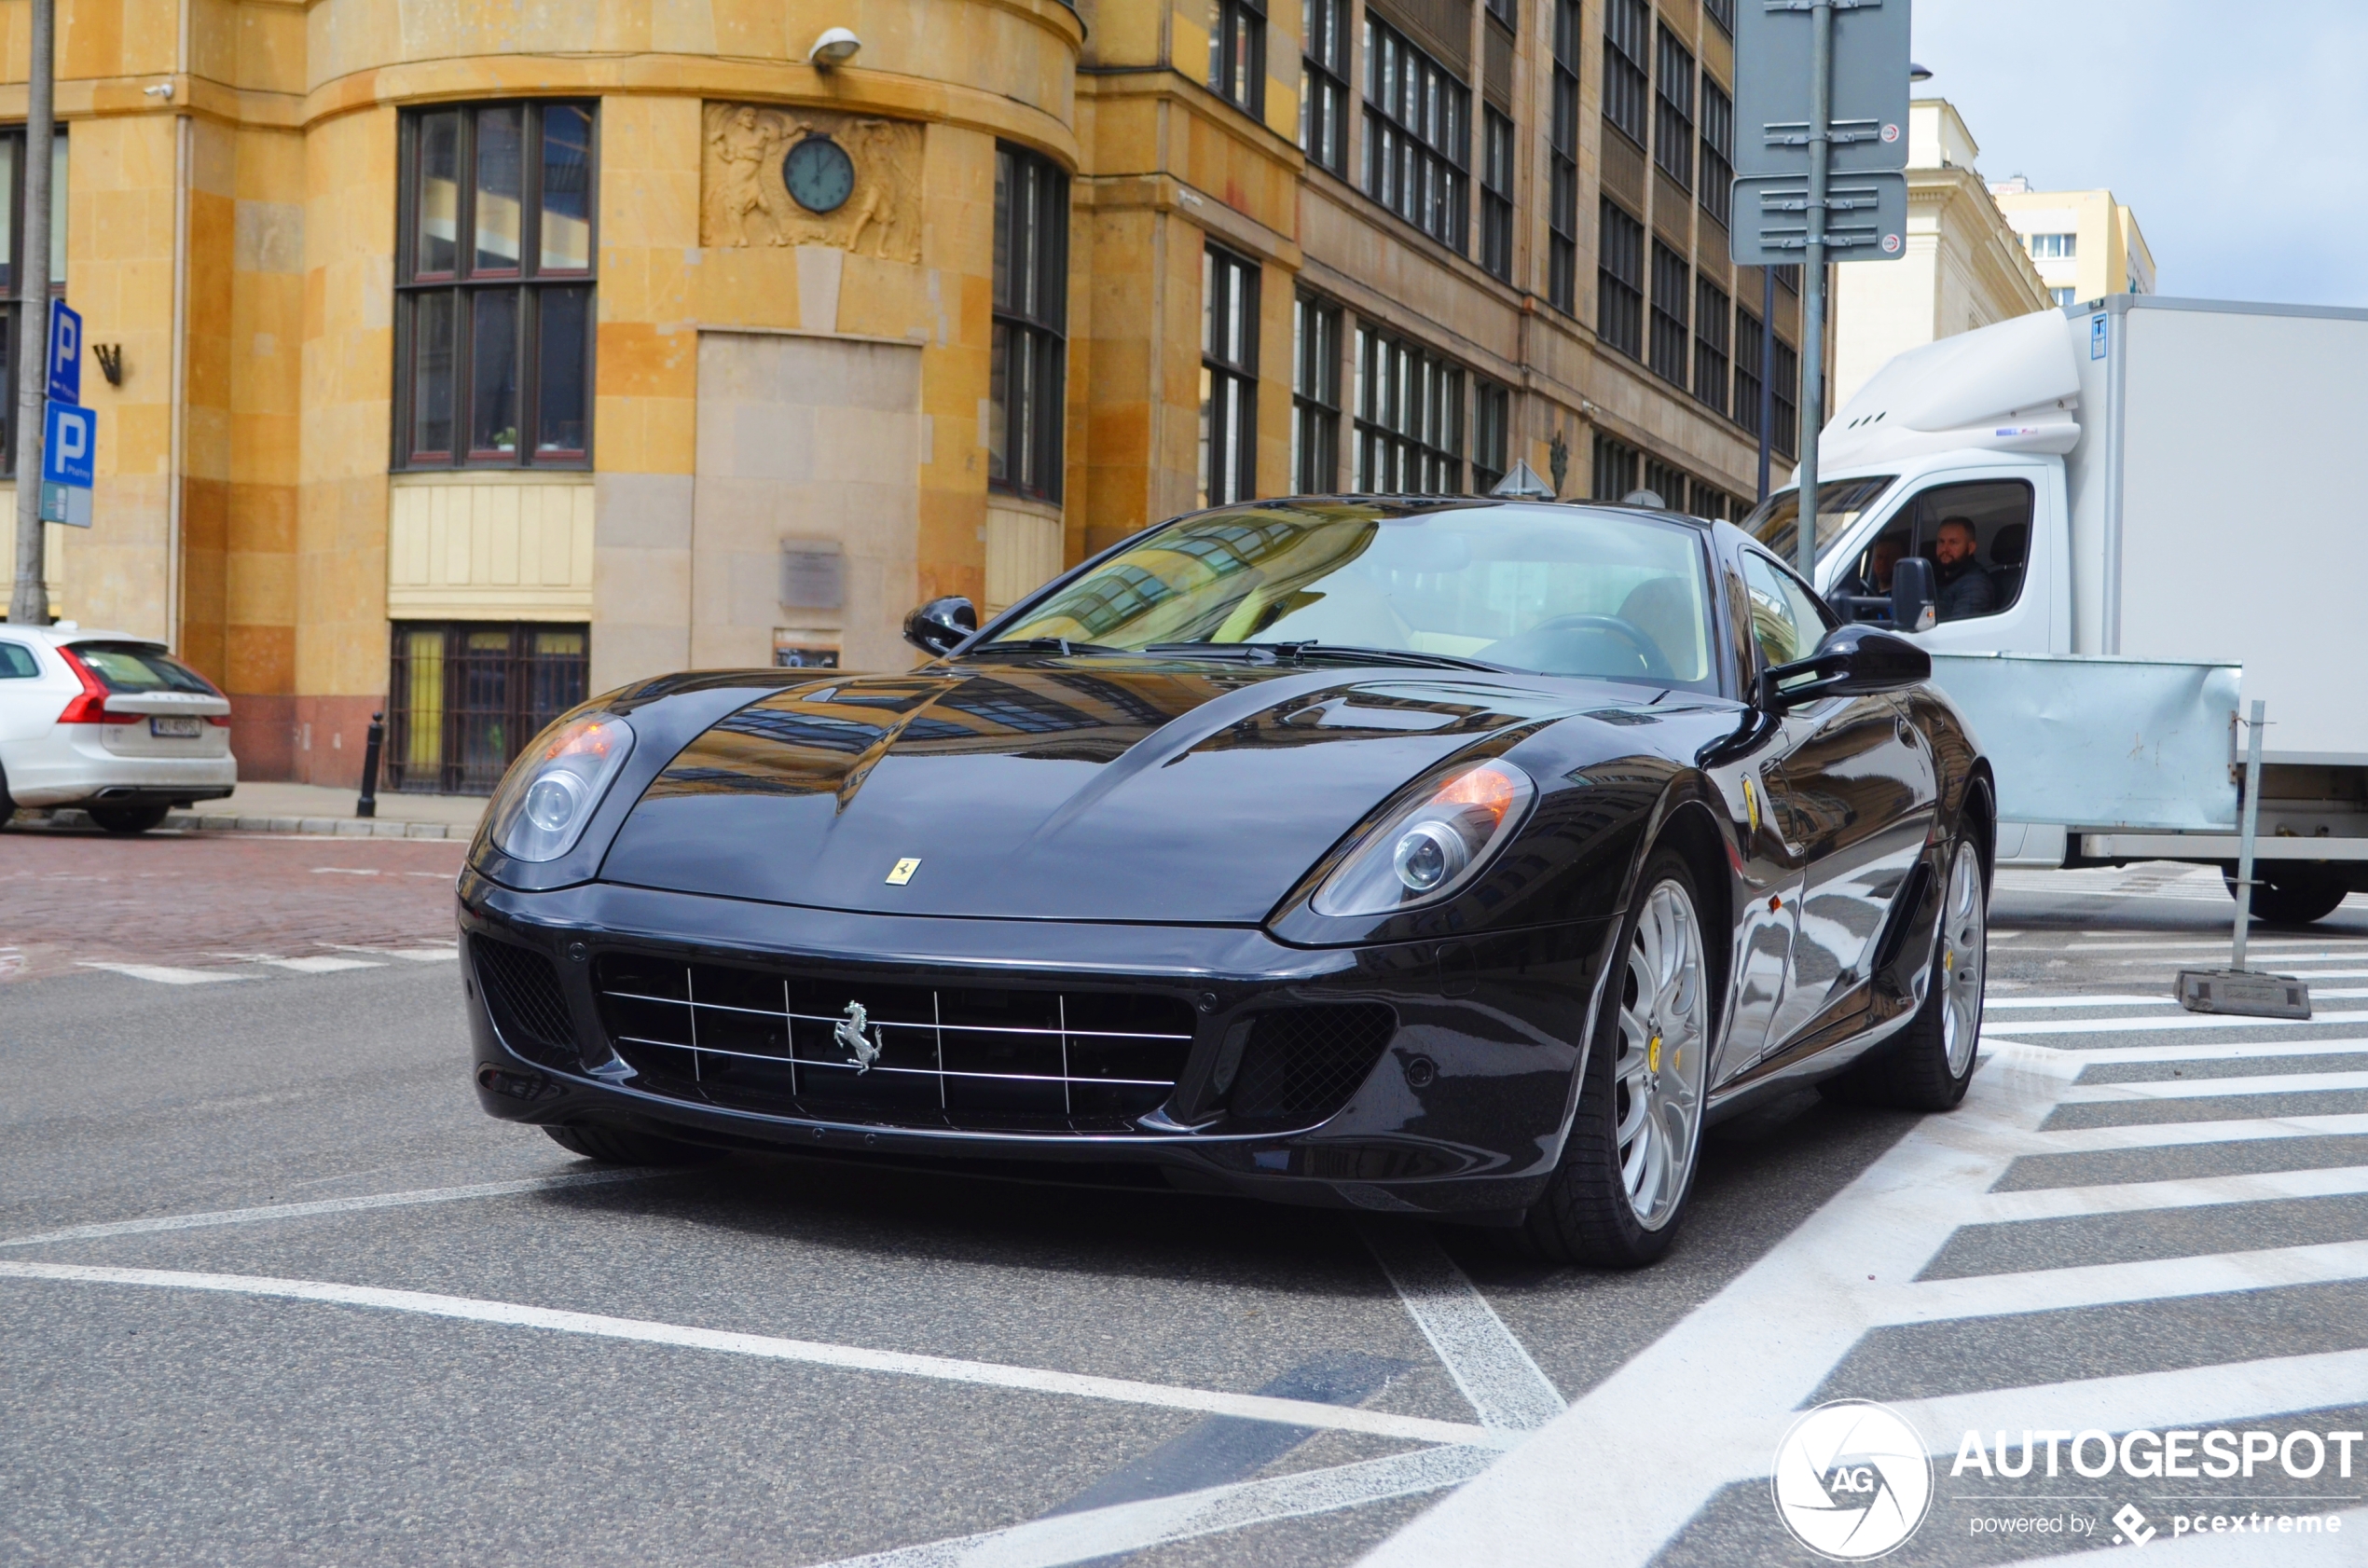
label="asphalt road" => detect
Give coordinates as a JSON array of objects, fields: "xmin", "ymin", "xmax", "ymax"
[{"xmin": 5, "ymin": 831, "xmax": 2367, "ymax": 1566}]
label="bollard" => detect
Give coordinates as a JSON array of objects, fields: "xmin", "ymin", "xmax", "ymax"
[{"xmin": 356, "ymin": 709, "xmax": 385, "ymax": 819}]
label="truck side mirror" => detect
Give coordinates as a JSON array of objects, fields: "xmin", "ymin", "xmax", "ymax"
[
  {"xmin": 1891, "ymin": 556, "xmax": 1937, "ymax": 632},
  {"xmin": 902, "ymin": 596, "xmax": 978, "ymax": 656}
]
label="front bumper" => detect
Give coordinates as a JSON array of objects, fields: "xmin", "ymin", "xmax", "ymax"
[{"xmin": 459, "ymin": 873, "xmax": 1615, "ymax": 1220}]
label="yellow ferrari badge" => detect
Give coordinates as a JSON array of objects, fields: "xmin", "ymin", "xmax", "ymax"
[
  {"xmin": 886, "ymin": 857, "xmax": 921, "ymax": 886},
  {"xmin": 1743, "ymin": 775, "xmax": 1761, "ymax": 836},
  {"xmin": 1649, "ymin": 1034, "xmax": 1662, "ymax": 1074}
]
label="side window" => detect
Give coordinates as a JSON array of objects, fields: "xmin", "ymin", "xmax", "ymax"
[
  {"xmin": 0, "ymin": 640, "xmax": 40, "ymax": 678},
  {"xmin": 1742, "ymin": 552, "xmax": 1830, "ymax": 667},
  {"xmin": 1852, "ymin": 478, "xmax": 2034, "ymax": 623}
]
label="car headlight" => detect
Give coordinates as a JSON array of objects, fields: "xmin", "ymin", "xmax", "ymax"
[
  {"xmin": 1313, "ymin": 759, "xmax": 1535, "ymax": 916},
  {"xmin": 486, "ymin": 714, "xmax": 636, "ymax": 862}
]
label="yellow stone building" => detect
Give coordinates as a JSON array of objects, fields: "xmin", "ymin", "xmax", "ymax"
[
  {"xmin": 1990, "ymin": 175, "xmax": 2156, "ymax": 309},
  {"xmin": 0, "ymin": 0, "xmax": 1823, "ymax": 791}
]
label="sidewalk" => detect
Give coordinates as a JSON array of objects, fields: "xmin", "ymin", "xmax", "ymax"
[{"xmin": 12, "ymin": 781, "xmax": 489, "ymax": 841}]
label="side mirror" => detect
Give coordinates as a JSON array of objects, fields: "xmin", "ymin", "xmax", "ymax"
[
  {"xmin": 1758, "ymin": 624, "xmax": 1932, "ymax": 710},
  {"xmin": 902, "ymin": 596, "xmax": 978, "ymax": 657},
  {"xmin": 1891, "ymin": 556, "xmax": 1937, "ymax": 633}
]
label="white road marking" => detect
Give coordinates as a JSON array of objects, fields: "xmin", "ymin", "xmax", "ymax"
[
  {"xmin": 1884, "ymin": 1240, "xmax": 2368, "ymax": 1326},
  {"xmin": 1996, "ymin": 1035, "xmax": 2368, "ymax": 1067},
  {"xmin": 2063, "ymin": 940, "xmax": 2368, "ymax": 955},
  {"xmin": 0, "ymin": 1261, "xmax": 1508, "ymax": 1450},
  {"xmin": 811, "ymin": 1445, "xmax": 1496, "ymax": 1568},
  {"xmin": 1986, "ymin": 994, "xmax": 2182, "ymax": 1009},
  {"xmin": 1983, "ymin": 1010, "xmax": 2368, "ymax": 1037},
  {"xmin": 0, "ymin": 1170, "xmax": 660, "ymax": 1248},
  {"xmin": 1356, "ymin": 1218, "xmax": 1566, "ymax": 1433},
  {"xmin": 2058, "ymin": 1069, "xmax": 2368, "ymax": 1102},
  {"xmin": 327, "ymin": 943, "xmax": 458, "ymax": 962},
  {"xmin": 213, "ymin": 953, "xmax": 387, "ymax": 973},
  {"xmin": 2020, "ymin": 1111, "xmax": 2368, "ymax": 1153},
  {"xmin": 1972, "ymin": 1164, "xmax": 2368, "ymax": 1223},
  {"xmin": 310, "ymin": 867, "xmax": 379, "ymax": 875},
  {"xmin": 75, "ymin": 961, "xmax": 250, "ymax": 984}
]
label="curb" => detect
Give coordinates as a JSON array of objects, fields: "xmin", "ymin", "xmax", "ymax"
[{"xmin": 9, "ymin": 808, "xmax": 475, "ymax": 841}]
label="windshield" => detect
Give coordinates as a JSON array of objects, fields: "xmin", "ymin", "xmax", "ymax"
[
  {"xmin": 1741, "ymin": 475, "xmax": 1896, "ymax": 569},
  {"xmin": 993, "ymin": 502, "xmax": 1720, "ymax": 692}
]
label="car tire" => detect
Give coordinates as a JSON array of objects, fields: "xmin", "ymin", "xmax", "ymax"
[
  {"xmin": 2223, "ymin": 866, "xmax": 2349, "ymax": 927},
  {"xmin": 1822, "ymin": 837, "xmax": 1988, "ymax": 1113},
  {"xmin": 88, "ymin": 801, "xmax": 172, "ymax": 835},
  {"xmin": 542, "ymin": 1121, "xmax": 720, "ymax": 1166},
  {"xmin": 0, "ymin": 761, "xmax": 14, "ymax": 826},
  {"xmin": 1520, "ymin": 848, "xmax": 1714, "ymax": 1269}
]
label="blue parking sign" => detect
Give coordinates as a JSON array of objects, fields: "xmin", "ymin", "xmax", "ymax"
[
  {"xmin": 47, "ymin": 301, "xmax": 81, "ymax": 406},
  {"xmin": 43, "ymin": 400, "xmax": 94, "ymax": 488}
]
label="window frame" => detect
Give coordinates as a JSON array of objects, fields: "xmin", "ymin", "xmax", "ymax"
[
  {"xmin": 1693, "ymin": 275, "xmax": 1730, "ymax": 418},
  {"xmin": 1353, "ymin": 325, "xmax": 1465, "ymax": 496},
  {"xmin": 1301, "ymin": 0, "xmax": 1351, "ymax": 174},
  {"xmin": 392, "ymin": 101, "xmax": 599, "ymax": 473},
  {"xmin": 1472, "ymin": 379, "xmax": 1509, "ymax": 495},
  {"xmin": 1480, "ymin": 107, "xmax": 1515, "ymax": 282},
  {"xmin": 1699, "ymin": 76, "xmax": 1734, "ymax": 231},
  {"xmin": 384, "ymin": 620, "xmax": 590, "ymax": 796},
  {"xmin": 1653, "ymin": 25, "xmax": 1695, "ymax": 190},
  {"xmin": 1704, "ymin": 0, "xmax": 1736, "ymax": 36},
  {"xmin": 1291, "ymin": 292, "xmax": 1342, "ymax": 494},
  {"xmin": 1548, "ymin": 1, "xmax": 1582, "ymax": 312},
  {"xmin": 1603, "ymin": 0, "xmax": 1651, "ymax": 151},
  {"xmin": 1590, "ymin": 431, "xmax": 1639, "ymax": 502},
  {"xmin": 1598, "ymin": 198, "xmax": 1645, "ymax": 360},
  {"xmin": 1362, "ymin": 16, "xmax": 1471, "ymax": 254},
  {"xmin": 1772, "ymin": 336, "xmax": 1800, "ymax": 460},
  {"xmin": 1208, "ymin": 0, "xmax": 1269, "ymax": 120},
  {"xmin": 1200, "ymin": 243, "xmax": 1261, "ymax": 509},
  {"xmin": 1734, "ymin": 302, "xmax": 1766, "ymax": 439},
  {"xmin": 1648, "ymin": 240, "xmax": 1690, "ymax": 388},
  {"xmin": 990, "ymin": 142, "xmax": 1071, "ymax": 504}
]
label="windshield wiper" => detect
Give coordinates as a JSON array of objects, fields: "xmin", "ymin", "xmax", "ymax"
[
  {"xmin": 1147, "ymin": 640, "xmax": 1511, "ymax": 673},
  {"xmin": 968, "ymin": 637, "xmax": 1128, "ymax": 658}
]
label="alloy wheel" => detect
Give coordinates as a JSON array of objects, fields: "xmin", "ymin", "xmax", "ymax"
[
  {"xmin": 1939, "ymin": 840, "xmax": 1988, "ymax": 1077},
  {"xmin": 1613, "ymin": 880, "xmax": 1709, "ymax": 1230}
]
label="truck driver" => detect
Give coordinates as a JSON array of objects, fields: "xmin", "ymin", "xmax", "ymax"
[{"xmin": 1931, "ymin": 516, "xmax": 1997, "ymax": 622}]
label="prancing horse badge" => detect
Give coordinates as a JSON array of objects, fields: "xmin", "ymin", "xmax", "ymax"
[{"xmin": 886, "ymin": 857, "xmax": 921, "ymax": 885}]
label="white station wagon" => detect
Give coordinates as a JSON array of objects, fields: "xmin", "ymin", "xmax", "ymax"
[{"xmin": 0, "ymin": 625, "xmax": 237, "ymax": 833}]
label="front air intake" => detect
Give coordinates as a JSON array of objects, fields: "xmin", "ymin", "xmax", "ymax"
[
  {"xmin": 1226, "ymin": 1004, "xmax": 1397, "ymax": 1131},
  {"xmin": 473, "ymin": 935, "xmax": 579, "ymax": 1068}
]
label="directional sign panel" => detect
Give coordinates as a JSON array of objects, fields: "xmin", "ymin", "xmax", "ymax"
[
  {"xmin": 43, "ymin": 399, "xmax": 94, "ymax": 488},
  {"xmin": 1732, "ymin": 0, "xmax": 1913, "ymax": 183},
  {"xmin": 46, "ymin": 301, "xmax": 81, "ymax": 406},
  {"xmin": 1730, "ymin": 171, "xmax": 1908, "ymax": 267}
]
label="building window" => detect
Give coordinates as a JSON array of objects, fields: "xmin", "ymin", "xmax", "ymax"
[
  {"xmin": 991, "ymin": 144, "xmax": 1069, "ymax": 503},
  {"xmin": 1772, "ymin": 337, "xmax": 1799, "ymax": 460},
  {"xmin": 1648, "ymin": 241, "xmax": 1690, "ymax": 387},
  {"xmin": 0, "ymin": 128, "xmax": 66, "ymax": 475},
  {"xmin": 1591, "ymin": 433, "xmax": 1639, "ymax": 502},
  {"xmin": 1604, "ymin": 0, "xmax": 1650, "ymax": 150},
  {"xmin": 1480, "ymin": 109, "xmax": 1515, "ymax": 282},
  {"xmin": 1364, "ymin": 16, "xmax": 1470, "ymax": 253},
  {"xmin": 1654, "ymin": 26, "xmax": 1695, "ymax": 189},
  {"xmin": 1734, "ymin": 304, "xmax": 1765, "ymax": 438},
  {"xmin": 1693, "ymin": 277, "xmax": 1730, "ymax": 417},
  {"xmin": 1201, "ymin": 245, "xmax": 1260, "ymax": 508},
  {"xmin": 1484, "ymin": 0, "xmax": 1519, "ymax": 26},
  {"xmin": 386, "ymin": 623, "xmax": 588, "ymax": 795},
  {"xmin": 2029, "ymin": 231, "xmax": 2077, "ymax": 258},
  {"xmin": 1549, "ymin": 2, "xmax": 1582, "ymax": 312},
  {"xmin": 1687, "ymin": 477, "xmax": 1730, "ymax": 521},
  {"xmin": 2051, "ymin": 286, "xmax": 2076, "ymax": 308},
  {"xmin": 1598, "ymin": 199, "xmax": 1645, "ymax": 359},
  {"xmin": 1472, "ymin": 379, "xmax": 1509, "ymax": 494},
  {"xmin": 1645, "ymin": 456, "xmax": 1689, "ymax": 511},
  {"xmin": 1301, "ymin": 0, "xmax": 1350, "ymax": 173},
  {"xmin": 395, "ymin": 103, "xmax": 595, "ymax": 470},
  {"xmin": 1354, "ymin": 326, "xmax": 1464, "ymax": 495},
  {"xmin": 1208, "ymin": 0, "xmax": 1267, "ymax": 118},
  {"xmin": 1704, "ymin": 0, "xmax": 1736, "ymax": 35},
  {"xmin": 1292, "ymin": 294, "xmax": 1342, "ymax": 493},
  {"xmin": 1700, "ymin": 77, "xmax": 1734, "ymax": 231},
  {"xmin": 1774, "ymin": 262, "xmax": 1800, "ymax": 293}
]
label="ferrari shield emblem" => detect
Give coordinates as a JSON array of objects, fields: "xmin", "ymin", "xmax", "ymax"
[
  {"xmin": 1742, "ymin": 776, "xmax": 1761, "ymax": 836},
  {"xmin": 886, "ymin": 857, "xmax": 921, "ymax": 886}
]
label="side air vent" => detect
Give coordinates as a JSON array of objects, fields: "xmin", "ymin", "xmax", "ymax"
[
  {"xmin": 1226, "ymin": 1004, "xmax": 1397, "ymax": 1131},
  {"xmin": 473, "ymin": 936, "xmax": 579, "ymax": 1068}
]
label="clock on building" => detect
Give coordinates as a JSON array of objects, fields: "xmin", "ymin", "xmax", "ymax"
[{"xmin": 783, "ymin": 135, "xmax": 856, "ymax": 214}]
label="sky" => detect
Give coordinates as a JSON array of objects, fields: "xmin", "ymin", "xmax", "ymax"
[{"xmin": 1910, "ymin": 0, "xmax": 2368, "ymax": 308}]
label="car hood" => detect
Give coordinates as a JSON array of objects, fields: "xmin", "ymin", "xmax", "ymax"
[{"xmin": 597, "ymin": 659, "xmax": 1599, "ymax": 924}]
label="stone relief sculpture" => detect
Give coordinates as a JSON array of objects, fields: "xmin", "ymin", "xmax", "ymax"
[{"xmin": 701, "ymin": 103, "xmax": 924, "ymax": 262}]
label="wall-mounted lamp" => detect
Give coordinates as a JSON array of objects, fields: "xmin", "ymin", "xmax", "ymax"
[
  {"xmin": 143, "ymin": 81, "xmax": 174, "ymax": 102},
  {"xmin": 808, "ymin": 27, "xmax": 862, "ymax": 68},
  {"xmin": 93, "ymin": 344, "xmax": 123, "ymax": 387}
]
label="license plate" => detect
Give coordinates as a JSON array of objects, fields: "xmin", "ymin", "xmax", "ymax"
[{"xmin": 149, "ymin": 716, "xmax": 203, "ymax": 738}]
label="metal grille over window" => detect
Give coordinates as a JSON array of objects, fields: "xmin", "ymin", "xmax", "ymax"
[
  {"xmin": 1653, "ymin": 26, "xmax": 1696, "ymax": 193},
  {"xmin": 396, "ymin": 103, "xmax": 594, "ymax": 469},
  {"xmin": 387, "ymin": 622, "xmax": 587, "ymax": 794},
  {"xmin": 1773, "ymin": 337, "xmax": 1800, "ymax": 460},
  {"xmin": 1200, "ymin": 245, "xmax": 1260, "ymax": 508},
  {"xmin": 1292, "ymin": 294, "xmax": 1342, "ymax": 493},
  {"xmin": 1548, "ymin": 1, "xmax": 1581, "ymax": 313},
  {"xmin": 1694, "ymin": 276, "xmax": 1730, "ymax": 417},
  {"xmin": 1700, "ymin": 76, "xmax": 1734, "ymax": 231},
  {"xmin": 592, "ymin": 953, "xmax": 1201, "ymax": 1133},
  {"xmin": 1598, "ymin": 199, "xmax": 1645, "ymax": 360},
  {"xmin": 1301, "ymin": 0, "xmax": 1350, "ymax": 172},
  {"xmin": 1472, "ymin": 379, "xmax": 1509, "ymax": 494},
  {"xmin": 1480, "ymin": 108, "xmax": 1515, "ymax": 282},
  {"xmin": 1649, "ymin": 241, "xmax": 1690, "ymax": 388},
  {"xmin": 1734, "ymin": 303, "xmax": 1766, "ymax": 438},
  {"xmin": 1603, "ymin": 0, "xmax": 1650, "ymax": 150},
  {"xmin": 1207, "ymin": 0, "xmax": 1267, "ymax": 118},
  {"xmin": 1362, "ymin": 17, "xmax": 1470, "ymax": 253},
  {"xmin": 991, "ymin": 144, "xmax": 1069, "ymax": 503},
  {"xmin": 1592, "ymin": 433, "xmax": 1639, "ymax": 502},
  {"xmin": 1354, "ymin": 326, "xmax": 1464, "ymax": 495}
]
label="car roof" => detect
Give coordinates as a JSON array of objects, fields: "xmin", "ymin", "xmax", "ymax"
[
  {"xmin": 1257, "ymin": 494, "xmax": 1719, "ymax": 530},
  {"xmin": 0, "ymin": 623, "xmax": 154, "ymax": 648}
]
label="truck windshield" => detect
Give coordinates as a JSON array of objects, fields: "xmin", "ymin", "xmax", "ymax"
[{"xmin": 1742, "ymin": 475, "xmax": 1897, "ymax": 567}]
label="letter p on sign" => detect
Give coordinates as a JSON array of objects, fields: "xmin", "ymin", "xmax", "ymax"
[
  {"xmin": 47, "ymin": 301, "xmax": 82, "ymax": 405},
  {"xmin": 43, "ymin": 401, "xmax": 94, "ymax": 488}
]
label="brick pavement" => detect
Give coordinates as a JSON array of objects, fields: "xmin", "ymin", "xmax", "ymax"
[{"xmin": 0, "ymin": 828, "xmax": 467, "ymax": 983}]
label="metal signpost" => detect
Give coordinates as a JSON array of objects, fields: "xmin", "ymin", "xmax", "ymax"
[
  {"xmin": 1732, "ymin": 0, "xmax": 1911, "ymax": 576},
  {"xmin": 5, "ymin": 0, "xmax": 56, "ymax": 624}
]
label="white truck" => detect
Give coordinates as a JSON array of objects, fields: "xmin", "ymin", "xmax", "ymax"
[{"xmin": 1742, "ymin": 295, "xmax": 2368, "ymax": 923}]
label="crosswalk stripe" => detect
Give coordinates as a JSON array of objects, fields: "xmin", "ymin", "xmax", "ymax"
[
  {"xmin": 1356, "ymin": 1218, "xmax": 1566, "ymax": 1433},
  {"xmin": 1996, "ymin": 1036, "xmax": 2368, "ymax": 1066},
  {"xmin": 1972, "ymin": 1165, "xmax": 2368, "ymax": 1222},
  {"xmin": 75, "ymin": 962, "xmax": 249, "ymax": 984},
  {"xmin": 2058, "ymin": 1069, "xmax": 2368, "ymax": 1102},
  {"xmin": 2017, "ymin": 1111, "xmax": 2368, "ymax": 1153},
  {"xmin": 212, "ymin": 953, "xmax": 386, "ymax": 973},
  {"xmin": 1880, "ymin": 1240, "xmax": 2368, "ymax": 1326},
  {"xmin": 1987, "ymin": 994, "xmax": 2181, "ymax": 1010},
  {"xmin": 1985, "ymin": 1010, "xmax": 2368, "ymax": 1037}
]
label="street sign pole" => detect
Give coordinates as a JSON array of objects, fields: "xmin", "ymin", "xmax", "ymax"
[
  {"xmin": 7, "ymin": 0, "xmax": 54, "ymax": 625},
  {"xmin": 1797, "ymin": 1, "xmax": 1833, "ymax": 579}
]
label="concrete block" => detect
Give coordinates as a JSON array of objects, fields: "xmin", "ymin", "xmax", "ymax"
[
  {"xmin": 299, "ymin": 817, "xmax": 338, "ymax": 834},
  {"xmin": 372, "ymin": 820, "xmax": 407, "ymax": 838},
  {"xmin": 334, "ymin": 820, "xmax": 372, "ymax": 837},
  {"xmin": 268, "ymin": 817, "xmax": 301, "ymax": 832},
  {"xmin": 406, "ymin": 821, "xmax": 447, "ymax": 839}
]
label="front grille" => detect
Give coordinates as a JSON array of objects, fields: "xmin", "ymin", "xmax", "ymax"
[
  {"xmin": 1227, "ymin": 1004, "xmax": 1397, "ymax": 1131},
  {"xmin": 473, "ymin": 936, "xmax": 579, "ymax": 1067},
  {"xmin": 592, "ymin": 954, "xmax": 1198, "ymax": 1133}
]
